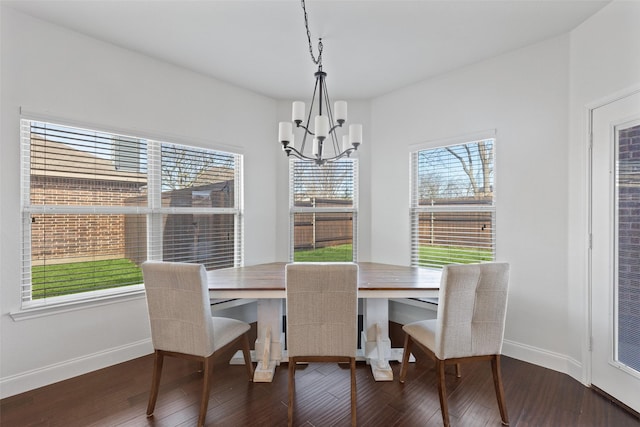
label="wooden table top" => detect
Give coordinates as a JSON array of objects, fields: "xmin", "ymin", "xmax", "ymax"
[{"xmin": 207, "ymin": 262, "xmax": 441, "ymax": 299}]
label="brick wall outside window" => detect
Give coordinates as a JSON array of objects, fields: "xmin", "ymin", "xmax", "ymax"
[
  {"xmin": 617, "ymin": 124, "xmax": 640, "ymax": 358},
  {"xmin": 30, "ymin": 176, "xmax": 146, "ymax": 264}
]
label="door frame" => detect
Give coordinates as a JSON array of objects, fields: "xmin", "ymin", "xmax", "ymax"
[{"xmin": 586, "ymin": 84, "xmax": 640, "ymax": 388}]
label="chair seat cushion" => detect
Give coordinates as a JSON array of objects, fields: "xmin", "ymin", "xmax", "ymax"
[
  {"xmin": 403, "ymin": 319, "xmax": 437, "ymax": 352},
  {"xmin": 211, "ymin": 316, "xmax": 251, "ymax": 353}
]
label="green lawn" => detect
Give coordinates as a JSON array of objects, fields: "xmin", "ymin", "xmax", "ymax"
[
  {"xmin": 294, "ymin": 244, "xmax": 353, "ymax": 262},
  {"xmin": 30, "ymin": 245, "xmax": 491, "ymax": 299},
  {"xmin": 293, "ymin": 244, "xmax": 492, "ymax": 266},
  {"xmin": 31, "ymin": 258, "xmax": 143, "ymax": 299},
  {"xmin": 417, "ymin": 245, "xmax": 493, "ymax": 267}
]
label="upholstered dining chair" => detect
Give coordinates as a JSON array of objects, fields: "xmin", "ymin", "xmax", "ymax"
[
  {"xmin": 141, "ymin": 261, "xmax": 254, "ymax": 427},
  {"xmin": 399, "ymin": 262, "xmax": 510, "ymax": 427},
  {"xmin": 286, "ymin": 262, "xmax": 359, "ymax": 427}
]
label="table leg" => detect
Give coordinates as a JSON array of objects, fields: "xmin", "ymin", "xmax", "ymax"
[
  {"xmin": 363, "ymin": 298, "xmax": 394, "ymax": 381},
  {"xmin": 253, "ymin": 298, "xmax": 283, "ymax": 382}
]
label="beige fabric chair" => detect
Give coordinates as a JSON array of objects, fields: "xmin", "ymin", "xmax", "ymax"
[
  {"xmin": 399, "ymin": 262, "xmax": 510, "ymax": 427},
  {"xmin": 286, "ymin": 262, "xmax": 359, "ymax": 427},
  {"xmin": 142, "ymin": 261, "xmax": 254, "ymax": 427}
]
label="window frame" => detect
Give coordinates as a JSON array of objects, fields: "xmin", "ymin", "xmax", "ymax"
[
  {"xmin": 410, "ymin": 132, "xmax": 496, "ymax": 269},
  {"xmin": 289, "ymin": 158, "xmax": 359, "ymax": 263},
  {"xmin": 17, "ymin": 117, "xmax": 243, "ymax": 315}
]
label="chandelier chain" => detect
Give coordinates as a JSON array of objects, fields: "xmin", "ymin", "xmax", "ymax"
[{"xmin": 301, "ymin": 0, "xmax": 322, "ymax": 65}]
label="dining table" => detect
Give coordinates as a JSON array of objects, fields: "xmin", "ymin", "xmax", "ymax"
[{"xmin": 207, "ymin": 262, "xmax": 441, "ymax": 382}]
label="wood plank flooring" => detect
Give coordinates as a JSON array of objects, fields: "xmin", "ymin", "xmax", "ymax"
[{"xmin": 2, "ymin": 345, "xmax": 639, "ymax": 427}]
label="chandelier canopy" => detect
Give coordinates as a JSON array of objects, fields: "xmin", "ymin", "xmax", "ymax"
[{"xmin": 278, "ymin": 0, "xmax": 362, "ymax": 166}]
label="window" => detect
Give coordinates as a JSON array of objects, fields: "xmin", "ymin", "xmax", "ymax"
[
  {"xmin": 411, "ymin": 138, "xmax": 495, "ymax": 268},
  {"xmin": 20, "ymin": 119, "xmax": 242, "ymax": 307},
  {"xmin": 289, "ymin": 159, "xmax": 358, "ymax": 262}
]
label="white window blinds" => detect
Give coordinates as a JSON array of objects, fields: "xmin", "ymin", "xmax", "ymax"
[
  {"xmin": 615, "ymin": 123, "xmax": 640, "ymax": 372},
  {"xmin": 289, "ymin": 159, "xmax": 358, "ymax": 262},
  {"xmin": 156, "ymin": 143, "xmax": 242, "ymax": 270},
  {"xmin": 410, "ymin": 139, "xmax": 495, "ymax": 268},
  {"xmin": 21, "ymin": 119, "xmax": 242, "ymax": 306}
]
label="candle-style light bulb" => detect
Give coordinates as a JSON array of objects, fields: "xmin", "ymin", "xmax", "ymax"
[
  {"xmin": 315, "ymin": 115, "xmax": 329, "ymax": 139},
  {"xmin": 334, "ymin": 101, "xmax": 347, "ymax": 124},
  {"xmin": 292, "ymin": 102, "xmax": 305, "ymax": 123},
  {"xmin": 279, "ymin": 122, "xmax": 292, "ymax": 143}
]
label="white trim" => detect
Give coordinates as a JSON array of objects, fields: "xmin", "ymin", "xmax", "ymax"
[
  {"xmin": 585, "ymin": 84, "xmax": 640, "ymax": 112},
  {"xmin": 288, "ymin": 158, "xmax": 359, "ymax": 262},
  {"xmin": 0, "ymin": 338, "xmax": 153, "ymax": 399},
  {"xmin": 411, "ymin": 204, "xmax": 495, "ymax": 213},
  {"xmin": 387, "ymin": 298, "xmax": 585, "ymax": 383},
  {"xmin": 290, "ymin": 206, "xmax": 358, "ymax": 214},
  {"xmin": 586, "ymin": 85, "xmax": 640, "ymax": 387},
  {"xmin": 585, "ymin": 102, "xmax": 595, "ymax": 386},
  {"xmin": 409, "ymin": 128, "xmax": 497, "ymax": 152},
  {"xmin": 409, "ymin": 137, "xmax": 497, "ymax": 268},
  {"xmin": 10, "ymin": 287, "xmax": 146, "ymax": 321},
  {"xmin": 502, "ymin": 339, "xmax": 585, "ymax": 384},
  {"xmin": 19, "ymin": 107, "xmax": 245, "ymax": 156}
]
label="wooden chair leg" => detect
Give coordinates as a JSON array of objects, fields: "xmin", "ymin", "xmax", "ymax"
[
  {"xmin": 399, "ymin": 334, "xmax": 413, "ymax": 383},
  {"xmin": 491, "ymin": 354, "xmax": 509, "ymax": 425},
  {"xmin": 288, "ymin": 358, "xmax": 296, "ymax": 427},
  {"xmin": 241, "ymin": 333, "xmax": 254, "ymax": 381},
  {"xmin": 436, "ymin": 359, "xmax": 450, "ymax": 427},
  {"xmin": 197, "ymin": 356, "xmax": 213, "ymax": 427},
  {"xmin": 146, "ymin": 350, "xmax": 164, "ymax": 417},
  {"xmin": 455, "ymin": 363, "xmax": 462, "ymax": 378},
  {"xmin": 350, "ymin": 357, "xmax": 357, "ymax": 427}
]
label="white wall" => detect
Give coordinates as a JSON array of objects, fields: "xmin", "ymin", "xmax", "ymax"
[
  {"xmin": 371, "ymin": 36, "xmax": 574, "ymax": 373},
  {"xmin": 0, "ymin": 7, "xmax": 278, "ymax": 397},
  {"xmin": 567, "ymin": 1, "xmax": 640, "ymax": 382}
]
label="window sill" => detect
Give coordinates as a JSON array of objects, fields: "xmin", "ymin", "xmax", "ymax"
[{"xmin": 10, "ymin": 285, "xmax": 146, "ymax": 321}]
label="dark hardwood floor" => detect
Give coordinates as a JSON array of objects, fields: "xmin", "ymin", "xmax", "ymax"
[{"xmin": 2, "ymin": 345, "xmax": 639, "ymax": 427}]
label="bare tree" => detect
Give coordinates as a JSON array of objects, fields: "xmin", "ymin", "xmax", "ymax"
[
  {"xmin": 161, "ymin": 145, "xmax": 235, "ymax": 190},
  {"xmin": 445, "ymin": 140, "xmax": 493, "ymax": 198},
  {"xmin": 293, "ymin": 160, "xmax": 354, "ymax": 202},
  {"xmin": 419, "ymin": 140, "xmax": 493, "ymax": 200}
]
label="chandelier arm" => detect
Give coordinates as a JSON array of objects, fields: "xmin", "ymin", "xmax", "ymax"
[
  {"xmin": 295, "ymin": 123, "xmax": 313, "ymax": 134},
  {"xmin": 318, "ymin": 147, "xmax": 356, "ymax": 163},
  {"xmin": 328, "ymin": 123, "xmax": 344, "ymax": 134},
  {"xmin": 332, "ymin": 130, "xmax": 342, "ymax": 157},
  {"xmin": 287, "ymin": 143, "xmax": 351, "ymax": 167},
  {"xmin": 298, "ymin": 74, "xmax": 321, "ymax": 153},
  {"xmin": 322, "ymin": 82, "xmax": 343, "ymax": 155},
  {"xmin": 307, "ymin": 72, "xmax": 322, "ymax": 131},
  {"xmin": 286, "ymin": 142, "xmax": 350, "ymax": 166},
  {"xmin": 283, "ymin": 144, "xmax": 322, "ymax": 163}
]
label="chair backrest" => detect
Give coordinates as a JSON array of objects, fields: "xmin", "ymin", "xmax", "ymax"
[
  {"xmin": 142, "ymin": 261, "xmax": 215, "ymax": 357},
  {"xmin": 286, "ymin": 263, "xmax": 358, "ymax": 358},
  {"xmin": 435, "ymin": 262, "xmax": 510, "ymax": 359}
]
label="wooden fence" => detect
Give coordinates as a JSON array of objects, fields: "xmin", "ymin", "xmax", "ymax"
[{"xmin": 293, "ymin": 199, "xmax": 353, "ymax": 250}]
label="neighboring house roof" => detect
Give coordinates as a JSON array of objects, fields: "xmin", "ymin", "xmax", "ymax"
[
  {"xmin": 30, "ymin": 134, "xmax": 237, "ymax": 192},
  {"xmin": 30, "ymin": 135, "xmax": 147, "ymax": 184}
]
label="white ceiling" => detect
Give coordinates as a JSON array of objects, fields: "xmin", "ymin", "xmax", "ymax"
[{"xmin": 4, "ymin": 0, "xmax": 610, "ymax": 100}]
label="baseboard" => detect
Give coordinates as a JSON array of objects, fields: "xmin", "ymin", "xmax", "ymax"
[
  {"xmin": 0, "ymin": 338, "xmax": 153, "ymax": 399},
  {"xmin": 502, "ymin": 339, "xmax": 584, "ymax": 383},
  {"xmin": 387, "ymin": 300, "xmax": 586, "ymax": 384}
]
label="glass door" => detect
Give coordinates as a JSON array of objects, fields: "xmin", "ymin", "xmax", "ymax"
[{"xmin": 591, "ymin": 90, "xmax": 640, "ymax": 413}]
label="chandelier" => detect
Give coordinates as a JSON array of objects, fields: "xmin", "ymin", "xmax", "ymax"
[{"xmin": 278, "ymin": 0, "xmax": 363, "ymax": 166}]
